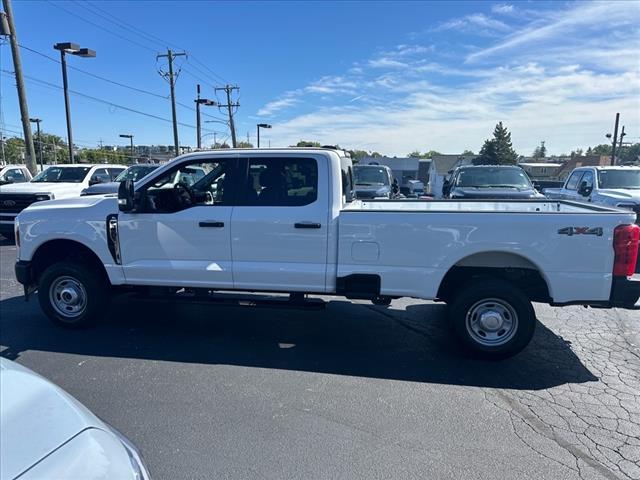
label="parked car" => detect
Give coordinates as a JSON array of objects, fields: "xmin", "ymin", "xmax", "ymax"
[
  {"xmin": 13, "ymin": 148, "xmax": 640, "ymax": 359},
  {"xmin": 0, "ymin": 357, "xmax": 150, "ymax": 480},
  {"xmin": 0, "ymin": 164, "xmax": 125, "ymax": 234},
  {"xmin": 0, "ymin": 165, "xmax": 32, "ymax": 185},
  {"xmin": 353, "ymin": 164, "xmax": 394, "ymax": 199},
  {"xmin": 443, "ymin": 165, "xmax": 545, "ymax": 199},
  {"xmin": 81, "ymin": 164, "xmax": 160, "ymax": 196},
  {"xmin": 544, "ymin": 166, "xmax": 640, "ymax": 220},
  {"xmin": 400, "ymin": 179, "xmax": 425, "ymax": 198}
]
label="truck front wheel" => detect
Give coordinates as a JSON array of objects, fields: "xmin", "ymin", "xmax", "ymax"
[
  {"xmin": 448, "ymin": 279, "xmax": 536, "ymax": 359},
  {"xmin": 38, "ymin": 261, "xmax": 109, "ymax": 328}
]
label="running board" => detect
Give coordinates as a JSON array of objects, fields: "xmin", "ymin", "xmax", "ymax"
[{"xmin": 131, "ymin": 290, "xmax": 326, "ymax": 310}]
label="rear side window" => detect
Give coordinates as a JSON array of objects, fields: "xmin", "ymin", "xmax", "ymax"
[
  {"xmin": 341, "ymin": 157, "xmax": 354, "ymax": 202},
  {"xmin": 107, "ymin": 168, "xmax": 125, "ymax": 180},
  {"xmin": 242, "ymin": 158, "xmax": 318, "ymax": 206},
  {"xmin": 565, "ymin": 171, "xmax": 584, "ymax": 190}
]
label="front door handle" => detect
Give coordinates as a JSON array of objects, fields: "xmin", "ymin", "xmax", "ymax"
[
  {"xmin": 199, "ymin": 221, "xmax": 224, "ymax": 228},
  {"xmin": 294, "ymin": 222, "xmax": 321, "ymax": 229}
]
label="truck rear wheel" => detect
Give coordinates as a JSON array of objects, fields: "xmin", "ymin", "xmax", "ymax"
[
  {"xmin": 38, "ymin": 261, "xmax": 109, "ymax": 328},
  {"xmin": 448, "ymin": 278, "xmax": 535, "ymax": 359}
]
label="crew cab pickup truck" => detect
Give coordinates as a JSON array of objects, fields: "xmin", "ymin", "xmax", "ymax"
[
  {"xmin": 544, "ymin": 166, "xmax": 640, "ymax": 220},
  {"xmin": 0, "ymin": 164, "xmax": 125, "ymax": 234},
  {"xmin": 13, "ymin": 148, "xmax": 640, "ymax": 359}
]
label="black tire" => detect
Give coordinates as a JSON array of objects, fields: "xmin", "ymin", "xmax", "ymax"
[
  {"xmin": 38, "ymin": 261, "xmax": 109, "ymax": 328},
  {"xmin": 448, "ymin": 278, "xmax": 535, "ymax": 360}
]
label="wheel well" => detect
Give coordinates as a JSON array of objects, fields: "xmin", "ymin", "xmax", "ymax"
[
  {"xmin": 437, "ymin": 252, "xmax": 551, "ymax": 303},
  {"xmin": 31, "ymin": 240, "xmax": 109, "ymax": 284}
]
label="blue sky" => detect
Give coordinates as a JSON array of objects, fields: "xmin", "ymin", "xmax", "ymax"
[{"xmin": 1, "ymin": 0, "xmax": 639, "ymax": 156}]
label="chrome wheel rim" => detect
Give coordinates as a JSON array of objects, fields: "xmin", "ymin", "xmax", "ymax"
[
  {"xmin": 49, "ymin": 276, "xmax": 87, "ymax": 319},
  {"xmin": 465, "ymin": 298, "xmax": 518, "ymax": 347}
]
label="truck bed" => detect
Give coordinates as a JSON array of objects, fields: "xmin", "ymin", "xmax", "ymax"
[{"xmin": 344, "ymin": 199, "xmax": 622, "ymax": 214}]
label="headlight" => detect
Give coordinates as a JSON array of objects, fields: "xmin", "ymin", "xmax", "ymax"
[
  {"xmin": 108, "ymin": 424, "xmax": 152, "ymax": 480},
  {"xmin": 34, "ymin": 193, "xmax": 53, "ymax": 202}
]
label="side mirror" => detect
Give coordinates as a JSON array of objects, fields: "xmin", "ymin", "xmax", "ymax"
[
  {"xmin": 442, "ymin": 180, "xmax": 451, "ymax": 196},
  {"xmin": 118, "ymin": 179, "xmax": 136, "ymax": 212},
  {"xmin": 5, "ymin": 175, "xmax": 14, "ymax": 183},
  {"xmin": 578, "ymin": 180, "xmax": 592, "ymax": 197}
]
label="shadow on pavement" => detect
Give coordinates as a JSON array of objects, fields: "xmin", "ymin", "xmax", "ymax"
[
  {"xmin": 0, "ymin": 234, "xmax": 15, "ymax": 247},
  {"xmin": 0, "ymin": 292, "xmax": 597, "ymax": 390}
]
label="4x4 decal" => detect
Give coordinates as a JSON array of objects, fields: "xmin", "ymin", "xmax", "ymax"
[{"xmin": 558, "ymin": 226, "xmax": 603, "ymax": 236}]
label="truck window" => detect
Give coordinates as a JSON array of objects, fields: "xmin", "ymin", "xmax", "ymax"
[
  {"xmin": 565, "ymin": 171, "xmax": 584, "ymax": 190},
  {"xmin": 142, "ymin": 159, "xmax": 236, "ymax": 213},
  {"xmin": 242, "ymin": 158, "xmax": 317, "ymax": 207},
  {"xmin": 341, "ymin": 157, "xmax": 354, "ymax": 202},
  {"xmin": 581, "ymin": 170, "xmax": 594, "ymax": 189}
]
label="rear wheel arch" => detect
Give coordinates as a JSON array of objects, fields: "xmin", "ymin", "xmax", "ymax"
[{"xmin": 437, "ymin": 251, "xmax": 552, "ymax": 303}]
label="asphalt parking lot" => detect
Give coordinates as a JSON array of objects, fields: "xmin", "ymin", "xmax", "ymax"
[{"xmin": 1, "ymin": 237, "xmax": 639, "ymax": 480}]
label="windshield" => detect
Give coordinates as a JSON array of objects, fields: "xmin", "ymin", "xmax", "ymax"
[
  {"xmin": 354, "ymin": 166, "xmax": 390, "ymax": 186},
  {"xmin": 454, "ymin": 168, "xmax": 532, "ymax": 189},
  {"xmin": 598, "ymin": 170, "xmax": 640, "ymax": 189},
  {"xmin": 32, "ymin": 166, "xmax": 91, "ymax": 183},
  {"xmin": 115, "ymin": 165, "xmax": 158, "ymax": 182}
]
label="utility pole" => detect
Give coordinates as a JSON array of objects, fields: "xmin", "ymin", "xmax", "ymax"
[
  {"xmin": 215, "ymin": 85, "xmax": 239, "ymax": 147},
  {"xmin": 29, "ymin": 118, "xmax": 43, "ymax": 171},
  {"xmin": 610, "ymin": 113, "xmax": 620, "ymax": 166},
  {"xmin": 2, "ymin": 0, "xmax": 37, "ymax": 174},
  {"xmin": 157, "ymin": 49, "xmax": 186, "ymax": 155},
  {"xmin": 618, "ymin": 125, "xmax": 626, "ymax": 152},
  {"xmin": 194, "ymin": 84, "xmax": 215, "ymax": 150}
]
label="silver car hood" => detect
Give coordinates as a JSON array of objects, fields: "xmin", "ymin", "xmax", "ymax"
[{"xmin": 0, "ymin": 358, "xmax": 105, "ymax": 480}]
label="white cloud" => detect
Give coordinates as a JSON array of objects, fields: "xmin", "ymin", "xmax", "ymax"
[
  {"xmin": 368, "ymin": 57, "xmax": 409, "ymax": 69},
  {"xmin": 467, "ymin": 1, "xmax": 639, "ymax": 62},
  {"xmin": 257, "ymin": 96, "xmax": 300, "ymax": 116},
  {"xmin": 492, "ymin": 4, "xmax": 514, "ymax": 14},
  {"xmin": 432, "ymin": 13, "xmax": 511, "ymax": 34}
]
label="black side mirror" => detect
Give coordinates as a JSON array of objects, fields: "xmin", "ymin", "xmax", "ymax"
[
  {"xmin": 118, "ymin": 179, "xmax": 136, "ymax": 212},
  {"xmin": 578, "ymin": 180, "xmax": 592, "ymax": 197},
  {"xmin": 442, "ymin": 180, "xmax": 451, "ymax": 196}
]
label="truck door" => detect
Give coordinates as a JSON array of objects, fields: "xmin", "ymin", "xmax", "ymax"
[
  {"xmin": 117, "ymin": 156, "xmax": 239, "ymax": 288},
  {"xmin": 231, "ymin": 155, "xmax": 329, "ymax": 292}
]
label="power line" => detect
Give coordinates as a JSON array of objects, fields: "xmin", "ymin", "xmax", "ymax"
[
  {"xmin": 59, "ymin": 0, "xmax": 228, "ymax": 85},
  {"xmin": 44, "ymin": 0, "xmax": 158, "ymax": 54},
  {"xmin": 0, "ymin": 69, "xmax": 214, "ymax": 130},
  {"xmin": 17, "ymin": 43, "xmax": 168, "ymax": 100}
]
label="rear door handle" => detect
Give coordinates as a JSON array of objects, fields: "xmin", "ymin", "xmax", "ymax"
[
  {"xmin": 294, "ymin": 222, "xmax": 321, "ymax": 229},
  {"xmin": 199, "ymin": 221, "xmax": 224, "ymax": 228}
]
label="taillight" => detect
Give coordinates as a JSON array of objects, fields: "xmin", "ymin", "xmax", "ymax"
[{"xmin": 613, "ymin": 224, "xmax": 640, "ymax": 277}]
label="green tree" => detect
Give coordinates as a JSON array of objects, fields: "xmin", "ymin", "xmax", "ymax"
[
  {"xmin": 295, "ymin": 140, "xmax": 321, "ymax": 147},
  {"xmin": 532, "ymin": 141, "xmax": 546, "ymax": 159},
  {"xmin": 474, "ymin": 139, "xmax": 498, "ymax": 165},
  {"xmin": 475, "ymin": 122, "xmax": 518, "ymax": 165},
  {"xmin": 235, "ymin": 141, "xmax": 254, "ymax": 148},
  {"xmin": 407, "ymin": 150, "xmax": 441, "ymax": 159},
  {"xmin": 408, "ymin": 150, "xmax": 422, "ymax": 158},
  {"xmin": 3, "ymin": 137, "xmax": 25, "ymax": 164},
  {"xmin": 461, "ymin": 149, "xmax": 474, "ymax": 155},
  {"xmin": 212, "ymin": 142, "xmax": 230, "ymax": 149},
  {"xmin": 591, "ymin": 144, "xmax": 612, "ymax": 156}
]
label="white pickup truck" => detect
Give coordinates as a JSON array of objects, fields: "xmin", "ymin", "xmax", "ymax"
[
  {"xmin": 544, "ymin": 166, "xmax": 640, "ymax": 219},
  {"xmin": 0, "ymin": 164, "xmax": 125, "ymax": 234},
  {"xmin": 13, "ymin": 148, "xmax": 640, "ymax": 359}
]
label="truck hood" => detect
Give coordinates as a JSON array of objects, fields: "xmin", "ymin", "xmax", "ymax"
[
  {"xmin": 598, "ymin": 189, "xmax": 640, "ymax": 203},
  {"xmin": 0, "ymin": 358, "xmax": 105, "ymax": 480},
  {"xmin": 451, "ymin": 187, "xmax": 543, "ymax": 199},
  {"xmin": 82, "ymin": 182, "xmax": 120, "ymax": 196},
  {"xmin": 22, "ymin": 194, "xmax": 118, "ymax": 214},
  {"xmin": 0, "ymin": 181, "xmax": 85, "ymax": 198}
]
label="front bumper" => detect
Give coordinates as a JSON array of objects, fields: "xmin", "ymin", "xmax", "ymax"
[
  {"xmin": 15, "ymin": 260, "xmax": 33, "ymax": 287},
  {"xmin": 610, "ymin": 275, "xmax": 640, "ymax": 309}
]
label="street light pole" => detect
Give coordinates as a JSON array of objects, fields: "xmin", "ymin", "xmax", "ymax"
[
  {"xmin": 257, "ymin": 123, "xmax": 272, "ymax": 148},
  {"xmin": 54, "ymin": 42, "xmax": 95, "ymax": 164},
  {"xmin": 119, "ymin": 134, "xmax": 134, "ymax": 164},
  {"xmin": 29, "ymin": 118, "xmax": 43, "ymax": 171}
]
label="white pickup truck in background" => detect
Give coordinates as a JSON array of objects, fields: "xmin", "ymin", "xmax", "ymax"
[
  {"xmin": 13, "ymin": 148, "xmax": 640, "ymax": 359},
  {"xmin": 0, "ymin": 164, "xmax": 125, "ymax": 234},
  {"xmin": 544, "ymin": 166, "xmax": 640, "ymax": 219}
]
